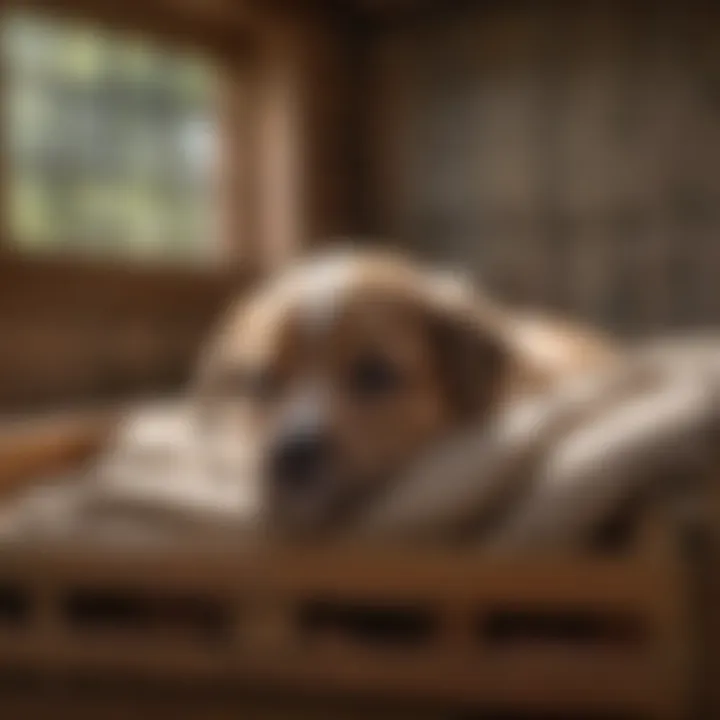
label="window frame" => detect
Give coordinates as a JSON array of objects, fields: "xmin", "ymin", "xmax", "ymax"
[{"xmin": 0, "ymin": 0, "xmax": 256, "ymax": 288}]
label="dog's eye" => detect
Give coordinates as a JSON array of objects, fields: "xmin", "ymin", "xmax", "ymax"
[{"xmin": 349, "ymin": 355, "xmax": 403, "ymax": 398}]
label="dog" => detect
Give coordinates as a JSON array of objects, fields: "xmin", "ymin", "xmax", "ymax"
[
  {"xmin": 194, "ymin": 246, "xmax": 617, "ymax": 536},
  {"xmin": 5, "ymin": 247, "xmax": 716, "ymax": 551}
]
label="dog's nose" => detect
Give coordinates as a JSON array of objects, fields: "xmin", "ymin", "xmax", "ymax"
[{"xmin": 270, "ymin": 430, "xmax": 330, "ymax": 490}]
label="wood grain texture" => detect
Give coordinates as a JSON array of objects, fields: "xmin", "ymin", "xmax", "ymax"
[
  {"xmin": 0, "ymin": 255, "xmax": 244, "ymax": 408},
  {"xmin": 0, "ymin": 518, "xmax": 690, "ymax": 718}
]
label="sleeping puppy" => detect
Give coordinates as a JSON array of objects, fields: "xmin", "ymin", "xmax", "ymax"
[{"xmin": 195, "ymin": 246, "xmax": 616, "ymax": 536}]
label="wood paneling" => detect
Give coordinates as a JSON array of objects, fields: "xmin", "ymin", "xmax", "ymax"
[
  {"xmin": 363, "ymin": 1, "xmax": 720, "ymax": 335},
  {"xmin": 0, "ymin": 254, "xmax": 246, "ymax": 409}
]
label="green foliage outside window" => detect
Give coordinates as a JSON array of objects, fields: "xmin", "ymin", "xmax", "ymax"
[{"xmin": 2, "ymin": 13, "xmax": 220, "ymax": 263}]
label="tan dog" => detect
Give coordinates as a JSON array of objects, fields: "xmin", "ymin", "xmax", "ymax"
[{"xmin": 195, "ymin": 247, "xmax": 616, "ymax": 535}]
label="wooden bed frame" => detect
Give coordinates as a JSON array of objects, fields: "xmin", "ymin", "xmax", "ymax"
[{"xmin": 0, "ymin": 411, "xmax": 706, "ymax": 719}]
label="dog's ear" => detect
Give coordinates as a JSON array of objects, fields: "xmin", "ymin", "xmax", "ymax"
[
  {"xmin": 420, "ymin": 271, "xmax": 511, "ymax": 424},
  {"xmin": 190, "ymin": 298, "xmax": 245, "ymax": 399}
]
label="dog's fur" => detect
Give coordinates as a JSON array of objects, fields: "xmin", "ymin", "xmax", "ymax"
[
  {"xmin": 195, "ymin": 247, "xmax": 617, "ymax": 535},
  {"xmin": 7, "ymin": 247, "xmax": 712, "ymax": 552}
]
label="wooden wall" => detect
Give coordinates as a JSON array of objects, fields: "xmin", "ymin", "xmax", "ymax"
[
  {"xmin": 0, "ymin": 256, "xmax": 244, "ymax": 410},
  {"xmin": 363, "ymin": 1, "xmax": 720, "ymax": 335}
]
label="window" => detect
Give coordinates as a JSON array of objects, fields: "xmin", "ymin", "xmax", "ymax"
[{"xmin": 2, "ymin": 13, "xmax": 221, "ymax": 264}]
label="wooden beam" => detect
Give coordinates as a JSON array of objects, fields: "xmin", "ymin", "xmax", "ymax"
[
  {"xmin": 4, "ymin": 0, "xmax": 253, "ymax": 60},
  {"xmin": 0, "ymin": 252, "xmax": 245, "ymax": 316},
  {"xmin": 247, "ymin": 8, "xmax": 358, "ymax": 267}
]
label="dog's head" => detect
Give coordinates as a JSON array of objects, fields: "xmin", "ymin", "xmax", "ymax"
[{"xmin": 195, "ymin": 248, "xmax": 510, "ymax": 534}]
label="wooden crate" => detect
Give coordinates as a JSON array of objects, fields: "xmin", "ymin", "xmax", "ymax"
[{"xmin": 0, "ymin": 413, "xmax": 696, "ymax": 719}]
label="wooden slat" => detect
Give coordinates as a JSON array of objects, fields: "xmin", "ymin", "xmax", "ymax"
[
  {"xmin": 0, "ymin": 253, "xmax": 243, "ymax": 316},
  {"xmin": 0, "ymin": 541, "xmax": 658, "ymax": 608},
  {"xmin": 0, "ymin": 636, "xmax": 657, "ymax": 714}
]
